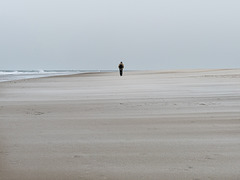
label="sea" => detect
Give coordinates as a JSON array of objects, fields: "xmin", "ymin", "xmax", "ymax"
[{"xmin": 0, "ymin": 70, "xmax": 102, "ymax": 82}]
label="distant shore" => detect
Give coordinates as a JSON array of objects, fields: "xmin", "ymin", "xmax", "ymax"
[
  {"xmin": 0, "ymin": 70, "xmax": 106, "ymax": 82},
  {"xmin": 1, "ymin": 69, "xmax": 240, "ymax": 179}
]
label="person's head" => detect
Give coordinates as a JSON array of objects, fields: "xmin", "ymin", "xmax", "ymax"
[{"xmin": 120, "ymin": 61, "xmax": 122, "ymax": 63}]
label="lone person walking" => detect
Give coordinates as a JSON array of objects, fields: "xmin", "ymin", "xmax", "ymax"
[{"xmin": 118, "ymin": 62, "xmax": 124, "ymax": 76}]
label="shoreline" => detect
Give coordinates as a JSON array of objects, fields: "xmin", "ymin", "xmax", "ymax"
[
  {"xmin": 1, "ymin": 68, "xmax": 239, "ymax": 84},
  {"xmin": 0, "ymin": 70, "xmax": 115, "ymax": 83}
]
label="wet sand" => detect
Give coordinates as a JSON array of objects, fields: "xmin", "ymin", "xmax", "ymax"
[{"xmin": 0, "ymin": 69, "xmax": 240, "ymax": 180}]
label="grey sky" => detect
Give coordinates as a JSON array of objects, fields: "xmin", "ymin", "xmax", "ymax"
[{"xmin": 1, "ymin": 0, "xmax": 240, "ymax": 70}]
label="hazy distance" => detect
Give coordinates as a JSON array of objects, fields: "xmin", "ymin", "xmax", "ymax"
[{"xmin": 1, "ymin": 0, "xmax": 240, "ymax": 70}]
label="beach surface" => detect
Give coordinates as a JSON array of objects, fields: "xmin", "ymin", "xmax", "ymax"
[{"xmin": 0, "ymin": 69, "xmax": 240, "ymax": 180}]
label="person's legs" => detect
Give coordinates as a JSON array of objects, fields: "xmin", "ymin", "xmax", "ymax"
[{"xmin": 120, "ymin": 69, "xmax": 123, "ymax": 76}]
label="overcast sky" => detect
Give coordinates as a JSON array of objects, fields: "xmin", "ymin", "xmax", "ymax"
[{"xmin": 1, "ymin": 0, "xmax": 240, "ymax": 70}]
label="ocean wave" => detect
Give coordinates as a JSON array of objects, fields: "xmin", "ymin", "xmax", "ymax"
[
  {"xmin": 0, "ymin": 70, "xmax": 64, "ymax": 75},
  {"xmin": 0, "ymin": 70, "xmax": 81, "ymax": 82},
  {"xmin": 0, "ymin": 70, "xmax": 101, "ymax": 82}
]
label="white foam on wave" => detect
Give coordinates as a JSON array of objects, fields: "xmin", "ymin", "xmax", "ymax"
[
  {"xmin": 38, "ymin": 69, "xmax": 45, "ymax": 73},
  {"xmin": 0, "ymin": 70, "xmax": 90, "ymax": 82},
  {"xmin": 0, "ymin": 71, "xmax": 19, "ymax": 75},
  {"xmin": 0, "ymin": 70, "xmax": 56, "ymax": 75}
]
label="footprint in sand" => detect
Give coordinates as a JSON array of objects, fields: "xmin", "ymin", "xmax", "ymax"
[
  {"xmin": 26, "ymin": 109, "xmax": 44, "ymax": 115},
  {"xmin": 34, "ymin": 112, "xmax": 44, "ymax": 115},
  {"xmin": 73, "ymin": 155, "xmax": 82, "ymax": 158},
  {"xmin": 199, "ymin": 103, "xmax": 206, "ymax": 105}
]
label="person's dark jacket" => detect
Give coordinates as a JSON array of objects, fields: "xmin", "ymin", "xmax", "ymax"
[{"xmin": 118, "ymin": 63, "xmax": 124, "ymax": 70}]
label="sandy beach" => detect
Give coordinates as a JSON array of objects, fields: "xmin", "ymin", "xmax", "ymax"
[{"xmin": 0, "ymin": 69, "xmax": 240, "ymax": 180}]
